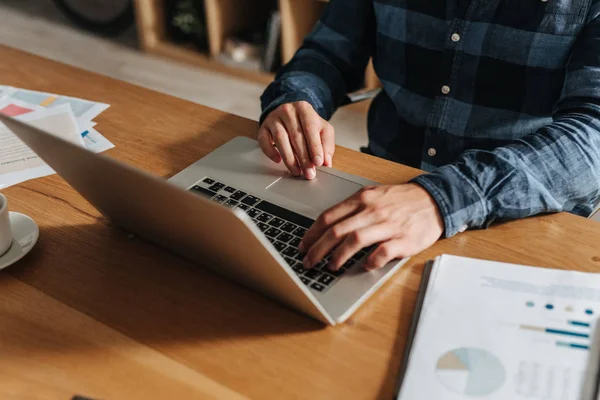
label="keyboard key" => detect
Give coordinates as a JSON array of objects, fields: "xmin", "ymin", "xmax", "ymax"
[
  {"xmin": 316, "ymin": 260, "xmax": 328, "ymax": 270},
  {"xmin": 214, "ymin": 195, "xmax": 228, "ymax": 204},
  {"xmin": 284, "ymin": 257, "xmax": 295, "ymax": 266},
  {"xmin": 268, "ymin": 218, "xmax": 285, "ymax": 228},
  {"xmin": 265, "ymin": 227, "xmax": 281, "ymax": 238},
  {"xmin": 300, "ymin": 277, "xmax": 311, "ymax": 285},
  {"xmin": 208, "ymin": 183, "xmax": 225, "ymax": 192},
  {"xmin": 281, "ymin": 222, "xmax": 297, "ymax": 233},
  {"xmin": 247, "ymin": 208, "xmax": 260, "ymax": 218},
  {"xmin": 255, "ymin": 200, "xmax": 314, "ymax": 229},
  {"xmin": 292, "ymin": 264, "xmax": 307, "ymax": 274},
  {"xmin": 311, "ymin": 283, "xmax": 326, "ymax": 292},
  {"xmin": 230, "ymin": 190, "xmax": 246, "ymax": 201},
  {"xmin": 293, "ymin": 227, "xmax": 307, "ymax": 238},
  {"xmin": 318, "ymin": 274, "xmax": 335, "ymax": 286},
  {"xmin": 277, "ymin": 232, "xmax": 294, "ymax": 243},
  {"xmin": 257, "ymin": 222, "xmax": 269, "ymax": 232},
  {"xmin": 282, "ymin": 247, "xmax": 299, "ymax": 258},
  {"xmin": 224, "ymin": 199, "xmax": 238, "ymax": 208},
  {"xmin": 273, "ymin": 241, "xmax": 287, "ymax": 252},
  {"xmin": 237, "ymin": 203, "xmax": 250, "ymax": 211},
  {"xmin": 305, "ymin": 269, "xmax": 321, "ymax": 280},
  {"xmin": 242, "ymin": 195, "xmax": 261, "ymax": 206},
  {"xmin": 267, "ymin": 237, "xmax": 275, "ymax": 243},
  {"xmin": 342, "ymin": 259, "xmax": 356, "ymax": 269},
  {"xmin": 257, "ymin": 213, "xmax": 273, "ymax": 223},
  {"xmin": 190, "ymin": 186, "xmax": 217, "ymax": 199},
  {"xmin": 295, "ymin": 253, "xmax": 304, "ymax": 261},
  {"xmin": 289, "ymin": 237, "xmax": 301, "ymax": 248},
  {"xmin": 224, "ymin": 186, "xmax": 236, "ymax": 193},
  {"xmin": 202, "ymin": 177, "xmax": 215, "ymax": 185},
  {"xmin": 329, "ymin": 268, "xmax": 345, "ymax": 277}
]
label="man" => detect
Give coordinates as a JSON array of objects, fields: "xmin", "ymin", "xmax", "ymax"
[{"xmin": 258, "ymin": 0, "xmax": 600, "ymax": 272}]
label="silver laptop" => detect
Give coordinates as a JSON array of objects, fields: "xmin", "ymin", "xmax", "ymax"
[{"xmin": 0, "ymin": 114, "xmax": 408, "ymax": 325}]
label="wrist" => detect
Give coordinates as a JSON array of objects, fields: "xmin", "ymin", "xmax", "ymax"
[{"xmin": 406, "ymin": 183, "xmax": 445, "ymax": 238}]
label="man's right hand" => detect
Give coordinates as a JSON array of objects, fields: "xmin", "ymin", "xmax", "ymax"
[{"xmin": 257, "ymin": 101, "xmax": 335, "ymax": 180}]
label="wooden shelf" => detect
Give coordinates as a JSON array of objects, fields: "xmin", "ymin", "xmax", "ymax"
[
  {"xmin": 134, "ymin": 0, "xmax": 379, "ymax": 110},
  {"xmin": 153, "ymin": 40, "xmax": 275, "ymax": 85}
]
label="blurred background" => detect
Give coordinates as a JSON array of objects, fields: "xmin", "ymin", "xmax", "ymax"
[{"xmin": 0, "ymin": 0, "xmax": 372, "ymax": 151}]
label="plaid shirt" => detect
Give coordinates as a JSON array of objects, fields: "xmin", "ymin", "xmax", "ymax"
[{"xmin": 261, "ymin": 0, "xmax": 600, "ymax": 237}]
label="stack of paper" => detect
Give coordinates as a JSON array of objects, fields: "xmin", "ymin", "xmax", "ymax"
[
  {"xmin": 0, "ymin": 86, "xmax": 114, "ymax": 189},
  {"xmin": 397, "ymin": 255, "xmax": 600, "ymax": 400}
]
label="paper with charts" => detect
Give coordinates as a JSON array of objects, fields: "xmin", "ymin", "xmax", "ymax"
[
  {"xmin": 0, "ymin": 85, "xmax": 113, "ymax": 154},
  {"xmin": 0, "ymin": 86, "xmax": 114, "ymax": 188},
  {"xmin": 397, "ymin": 254, "xmax": 600, "ymax": 400}
]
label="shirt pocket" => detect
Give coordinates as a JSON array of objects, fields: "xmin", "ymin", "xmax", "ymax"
[
  {"xmin": 488, "ymin": 0, "xmax": 590, "ymax": 71},
  {"xmin": 498, "ymin": 0, "xmax": 590, "ymax": 36}
]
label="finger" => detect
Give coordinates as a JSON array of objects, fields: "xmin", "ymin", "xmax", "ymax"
[
  {"xmin": 297, "ymin": 102, "xmax": 324, "ymax": 167},
  {"xmin": 320, "ymin": 123, "xmax": 335, "ymax": 167},
  {"xmin": 328, "ymin": 222, "xmax": 397, "ymax": 271},
  {"xmin": 278, "ymin": 106, "xmax": 315, "ymax": 179},
  {"xmin": 364, "ymin": 238, "xmax": 414, "ymax": 270},
  {"xmin": 303, "ymin": 208, "xmax": 377, "ymax": 269},
  {"xmin": 299, "ymin": 199, "xmax": 362, "ymax": 253},
  {"xmin": 257, "ymin": 126, "xmax": 281, "ymax": 163},
  {"xmin": 269, "ymin": 121, "xmax": 301, "ymax": 176}
]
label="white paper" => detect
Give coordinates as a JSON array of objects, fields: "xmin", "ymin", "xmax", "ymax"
[
  {"xmin": 82, "ymin": 127, "xmax": 115, "ymax": 153},
  {"xmin": 0, "ymin": 105, "xmax": 83, "ymax": 189},
  {"xmin": 0, "ymin": 85, "xmax": 109, "ymax": 121},
  {"xmin": 0, "ymin": 95, "xmax": 113, "ymax": 154},
  {"xmin": 398, "ymin": 255, "xmax": 600, "ymax": 400}
]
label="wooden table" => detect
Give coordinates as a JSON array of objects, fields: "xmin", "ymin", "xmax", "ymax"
[{"xmin": 2, "ymin": 45, "xmax": 600, "ymax": 399}]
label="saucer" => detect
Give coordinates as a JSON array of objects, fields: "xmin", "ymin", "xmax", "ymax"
[{"xmin": 0, "ymin": 212, "xmax": 39, "ymax": 270}]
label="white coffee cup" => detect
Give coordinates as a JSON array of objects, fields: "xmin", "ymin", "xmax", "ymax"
[{"xmin": 0, "ymin": 194, "xmax": 12, "ymax": 257}]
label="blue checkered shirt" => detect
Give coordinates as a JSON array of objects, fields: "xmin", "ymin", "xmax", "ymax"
[{"xmin": 260, "ymin": 0, "xmax": 600, "ymax": 237}]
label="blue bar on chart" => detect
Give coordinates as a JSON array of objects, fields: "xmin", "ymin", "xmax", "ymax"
[
  {"xmin": 568, "ymin": 320, "xmax": 591, "ymax": 328},
  {"xmin": 556, "ymin": 341, "xmax": 590, "ymax": 350},
  {"xmin": 519, "ymin": 325, "xmax": 590, "ymax": 338}
]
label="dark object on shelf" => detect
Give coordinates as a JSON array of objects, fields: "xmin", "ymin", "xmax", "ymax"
[
  {"xmin": 262, "ymin": 10, "xmax": 282, "ymax": 73},
  {"xmin": 218, "ymin": 13, "xmax": 282, "ymax": 73},
  {"xmin": 219, "ymin": 21, "xmax": 267, "ymax": 72},
  {"xmin": 53, "ymin": 0, "xmax": 134, "ymax": 37},
  {"xmin": 165, "ymin": 0, "xmax": 208, "ymax": 51}
]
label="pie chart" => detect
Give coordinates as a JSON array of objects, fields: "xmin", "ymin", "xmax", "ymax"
[{"xmin": 436, "ymin": 347, "xmax": 506, "ymax": 396}]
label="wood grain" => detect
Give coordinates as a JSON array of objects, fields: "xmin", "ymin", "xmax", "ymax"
[
  {"xmin": 0, "ymin": 275, "xmax": 246, "ymax": 400},
  {"xmin": 2, "ymin": 45, "xmax": 600, "ymax": 399}
]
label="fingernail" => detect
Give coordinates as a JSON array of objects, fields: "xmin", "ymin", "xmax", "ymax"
[
  {"xmin": 326, "ymin": 153, "xmax": 333, "ymax": 167},
  {"xmin": 314, "ymin": 155, "xmax": 323, "ymax": 167},
  {"xmin": 305, "ymin": 167, "xmax": 316, "ymax": 180},
  {"xmin": 301, "ymin": 158, "xmax": 312, "ymax": 169},
  {"xmin": 298, "ymin": 241, "xmax": 305, "ymax": 252}
]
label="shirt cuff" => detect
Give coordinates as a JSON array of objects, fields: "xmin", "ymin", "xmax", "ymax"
[{"xmin": 410, "ymin": 165, "xmax": 489, "ymax": 238}]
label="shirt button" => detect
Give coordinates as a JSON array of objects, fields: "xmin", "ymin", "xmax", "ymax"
[
  {"xmin": 451, "ymin": 33, "xmax": 461, "ymax": 42},
  {"xmin": 441, "ymin": 85, "xmax": 451, "ymax": 95},
  {"xmin": 427, "ymin": 148, "xmax": 437, "ymax": 157}
]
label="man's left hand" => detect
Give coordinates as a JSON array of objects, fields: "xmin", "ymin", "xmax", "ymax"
[{"xmin": 299, "ymin": 184, "xmax": 444, "ymax": 271}]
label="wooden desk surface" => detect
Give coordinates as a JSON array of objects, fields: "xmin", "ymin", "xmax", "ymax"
[{"xmin": 2, "ymin": 44, "xmax": 600, "ymax": 399}]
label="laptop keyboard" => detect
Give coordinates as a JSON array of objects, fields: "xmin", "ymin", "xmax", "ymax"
[{"xmin": 189, "ymin": 176, "xmax": 372, "ymax": 293}]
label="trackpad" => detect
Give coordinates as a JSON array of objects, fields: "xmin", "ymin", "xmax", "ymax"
[{"xmin": 266, "ymin": 170, "xmax": 363, "ymax": 211}]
